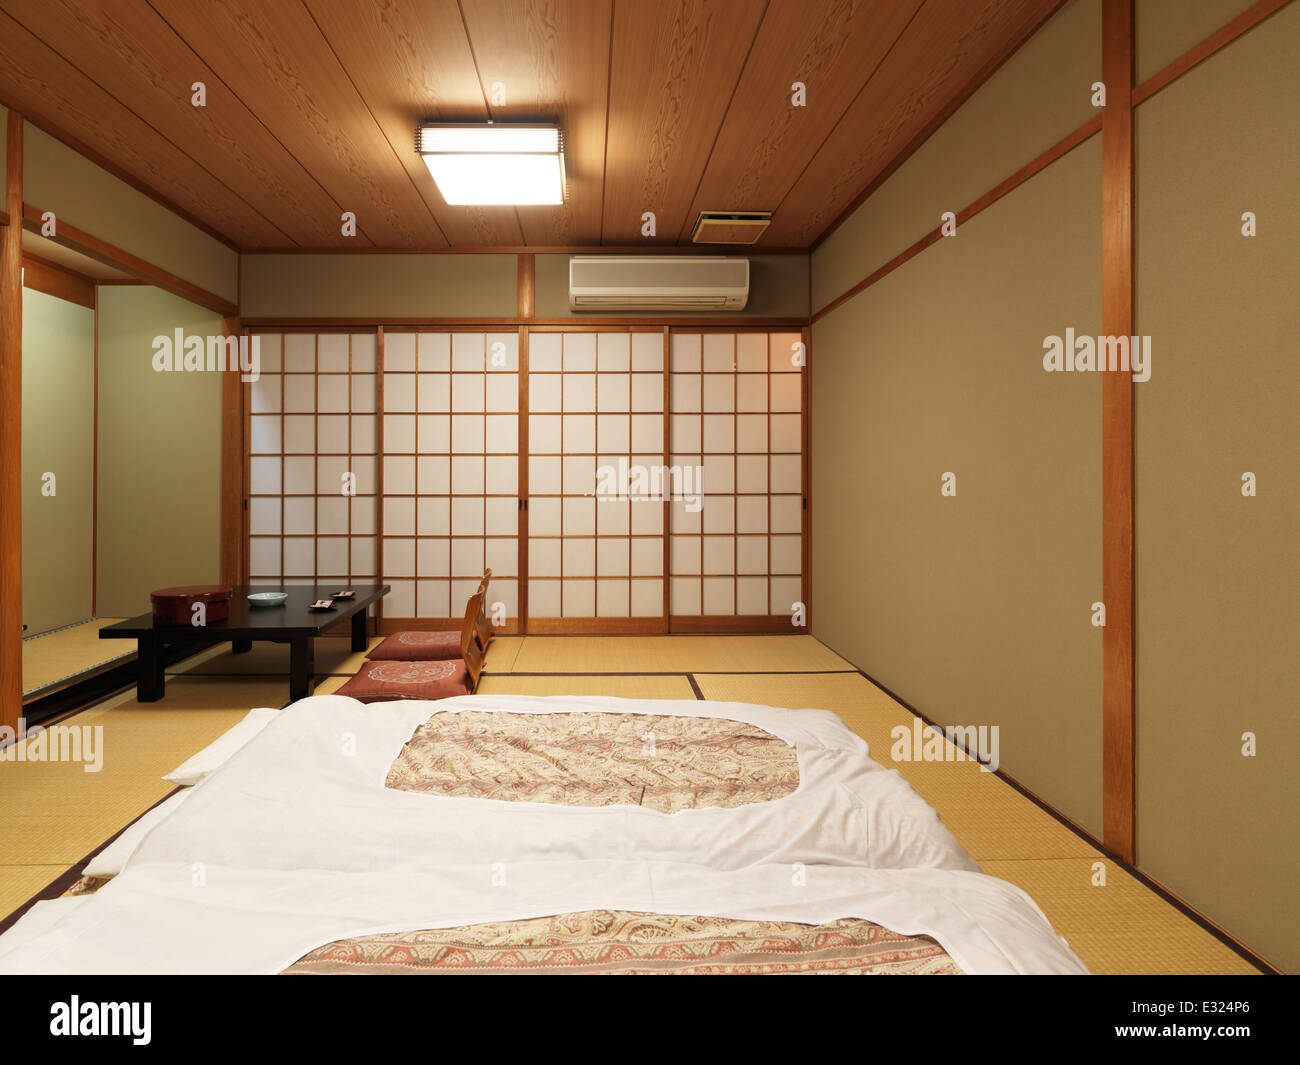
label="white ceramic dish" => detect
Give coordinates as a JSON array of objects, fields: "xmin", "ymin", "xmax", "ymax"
[{"xmin": 248, "ymin": 592, "xmax": 288, "ymax": 607}]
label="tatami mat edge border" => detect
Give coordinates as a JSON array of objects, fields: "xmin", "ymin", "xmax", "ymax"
[{"xmin": 0, "ymin": 785, "xmax": 186, "ymax": 937}]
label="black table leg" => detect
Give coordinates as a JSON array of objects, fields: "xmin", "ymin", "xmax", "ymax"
[
  {"xmin": 289, "ymin": 635, "xmax": 316, "ymax": 703},
  {"xmin": 137, "ymin": 634, "xmax": 165, "ymax": 703},
  {"xmin": 351, "ymin": 605, "xmax": 369, "ymax": 652},
  {"xmin": 232, "ymin": 639, "xmax": 253, "ymax": 654}
]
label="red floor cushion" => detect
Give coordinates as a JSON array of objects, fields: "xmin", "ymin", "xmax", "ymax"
[
  {"xmin": 367, "ymin": 630, "xmax": 462, "ymax": 661},
  {"xmin": 334, "ymin": 659, "xmax": 470, "ymax": 703}
]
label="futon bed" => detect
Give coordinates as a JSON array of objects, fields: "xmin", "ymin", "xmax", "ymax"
[{"xmin": 0, "ymin": 695, "xmax": 1088, "ymax": 975}]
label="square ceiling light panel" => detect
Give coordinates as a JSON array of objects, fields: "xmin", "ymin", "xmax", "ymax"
[{"xmin": 417, "ymin": 124, "xmax": 566, "ymax": 206}]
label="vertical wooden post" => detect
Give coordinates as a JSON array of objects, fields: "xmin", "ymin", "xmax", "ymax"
[
  {"xmin": 219, "ymin": 315, "xmax": 244, "ymax": 587},
  {"xmin": 516, "ymin": 255, "xmax": 533, "ymax": 635},
  {"xmin": 1101, "ymin": 0, "xmax": 1136, "ymax": 862},
  {"xmin": 374, "ymin": 326, "xmax": 385, "ymax": 628},
  {"xmin": 801, "ymin": 325, "xmax": 812, "ymax": 631},
  {"xmin": 517, "ymin": 253, "xmax": 535, "ymax": 320},
  {"xmin": 661, "ymin": 326, "xmax": 671, "ymax": 626},
  {"xmin": 91, "ymin": 290, "xmax": 99, "ymax": 616},
  {"xmin": 517, "ymin": 325, "xmax": 529, "ymax": 634},
  {"xmin": 0, "ymin": 112, "xmax": 23, "ymax": 733}
]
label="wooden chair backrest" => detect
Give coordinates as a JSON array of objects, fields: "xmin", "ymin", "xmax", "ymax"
[
  {"xmin": 460, "ymin": 592, "xmax": 484, "ymax": 692},
  {"xmin": 474, "ymin": 569, "xmax": 494, "ymax": 647}
]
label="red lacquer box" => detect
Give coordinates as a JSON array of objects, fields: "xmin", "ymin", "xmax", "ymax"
[{"xmin": 150, "ymin": 585, "xmax": 233, "ymax": 626}]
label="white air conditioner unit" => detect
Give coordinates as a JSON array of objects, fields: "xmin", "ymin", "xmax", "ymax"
[{"xmin": 569, "ymin": 256, "xmax": 749, "ymax": 311}]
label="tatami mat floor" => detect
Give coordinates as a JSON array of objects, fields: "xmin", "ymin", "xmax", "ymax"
[
  {"xmin": 0, "ymin": 633, "xmax": 1262, "ymax": 974},
  {"xmin": 21, "ymin": 618, "xmax": 130, "ymax": 697}
]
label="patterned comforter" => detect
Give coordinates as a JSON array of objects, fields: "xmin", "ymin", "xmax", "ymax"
[
  {"xmin": 285, "ymin": 910, "xmax": 962, "ymax": 975},
  {"xmin": 291, "ymin": 710, "xmax": 964, "ymax": 975}
]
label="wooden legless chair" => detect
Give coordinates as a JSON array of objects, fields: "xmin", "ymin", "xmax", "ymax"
[
  {"xmin": 473, "ymin": 569, "xmax": 495, "ymax": 650},
  {"xmin": 459, "ymin": 591, "xmax": 485, "ymax": 693}
]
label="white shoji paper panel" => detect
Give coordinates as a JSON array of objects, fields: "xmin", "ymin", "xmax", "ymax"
[
  {"xmin": 247, "ymin": 333, "xmax": 379, "ymax": 586},
  {"xmin": 528, "ymin": 331, "xmax": 666, "ymax": 620},
  {"xmin": 381, "ymin": 332, "xmax": 519, "ymax": 625},
  {"xmin": 668, "ymin": 333, "xmax": 804, "ymax": 618}
]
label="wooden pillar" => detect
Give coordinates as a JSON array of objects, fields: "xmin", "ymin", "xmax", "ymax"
[
  {"xmin": 516, "ymin": 253, "xmax": 535, "ymax": 320},
  {"xmin": 1101, "ymin": 0, "xmax": 1136, "ymax": 862},
  {"xmin": 1, "ymin": 113, "xmax": 23, "ymax": 733},
  {"xmin": 219, "ymin": 315, "xmax": 244, "ymax": 587}
]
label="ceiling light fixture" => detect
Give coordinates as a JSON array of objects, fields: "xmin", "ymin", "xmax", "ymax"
[{"xmin": 416, "ymin": 123, "xmax": 566, "ymax": 206}]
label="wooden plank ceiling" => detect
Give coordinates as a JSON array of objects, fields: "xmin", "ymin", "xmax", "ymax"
[{"xmin": 0, "ymin": 0, "xmax": 1063, "ymax": 251}]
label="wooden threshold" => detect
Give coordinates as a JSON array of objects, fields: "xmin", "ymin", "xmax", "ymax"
[
  {"xmin": 671, "ymin": 615, "xmax": 798, "ymax": 635},
  {"xmin": 379, "ymin": 616, "xmax": 524, "ymax": 637},
  {"xmin": 524, "ymin": 617, "xmax": 671, "ymax": 636},
  {"xmin": 240, "ymin": 316, "xmax": 811, "ymax": 329},
  {"xmin": 240, "ymin": 244, "xmax": 811, "ymax": 256}
]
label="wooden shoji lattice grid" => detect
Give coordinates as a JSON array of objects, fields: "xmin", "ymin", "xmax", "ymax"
[
  {"xmin": 525, "ymin": 329, "xmax": 667, "ymax": 625},
  {"xmin": 247, "ymin": 331, "xmax": 379, "ymax": 589},
  {"xmin": 379, "ymin": 331, "xmax": 520, "ymax": 629},
  {"xmin": 667, "ymin": 332, "xmax": 803, "ymax": 619}
]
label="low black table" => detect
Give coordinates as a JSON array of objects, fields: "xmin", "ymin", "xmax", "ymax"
[{"xmin": 100, "ymin": 584, "xmax": 390, "ymax": 704}]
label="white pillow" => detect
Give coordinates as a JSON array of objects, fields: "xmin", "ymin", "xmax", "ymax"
[
  {"xmin": 162, "ymin": 706, "xmax": 280, "ymax": 786},
  {"xmin": 83, "ymin": 789, "xmax": 191, "ymax": 879}
]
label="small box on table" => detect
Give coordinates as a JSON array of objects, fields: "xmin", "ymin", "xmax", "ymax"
[{"xmin": 150, "ymin": 585, "xmax": 233, "ymax": 626}]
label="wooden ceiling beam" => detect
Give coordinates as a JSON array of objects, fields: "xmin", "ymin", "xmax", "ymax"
[
  {"xmin": 20, "ymin": 250, "xmax": 96, "ymax": 309},
  {"xmin": 22, "ymin": 203, "xmax": 238, "ymax": 317}
]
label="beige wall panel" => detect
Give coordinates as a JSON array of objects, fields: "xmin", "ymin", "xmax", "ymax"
[
  {"xmin": 535, "ymin": 254, "xmax": 809, "ymax": 320},
  {"xmin": 96, "ymin": 287, "xmax": 223, "ymax": 615},
  {"xmin": 1135, "ymin": 0, "xmax": 1262, "ymax": 82},
  {"xmin": 22, "ymin": 125, "xmax": 237, "ymax": 303},
  {"xmin": 21, "ymin": 289, "xmax": 95, "ymax": 637},
  {"xmin": 812, "ymin": 0, "xmax": 1101, "ymax": 311},
  {"xmin": 811, "ymin": 140, "xmax": 1103, "ymax": 835},
  {"xmin": 1135, "ymin": 2, "xmax": 1300, "ymax": 973},
  {"xmin": 240, "ymin": 253, "xmax": 518, "ymax": 320}
]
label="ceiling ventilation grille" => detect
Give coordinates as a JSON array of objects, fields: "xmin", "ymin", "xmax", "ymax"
[{"xmin": 691, "ymin": 211, "xmax": 772, "ymax": 245}]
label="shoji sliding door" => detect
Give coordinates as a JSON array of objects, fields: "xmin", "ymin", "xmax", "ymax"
[
  {"xmin": 526, "ymin": 330, "xmax": 667, "ymax": 630},
  {"xmin": 667, "ymin": 332, "xmax": 805, "ymax": 627},
  {"xmin": 247, "ymin": 332, "xmax": 379, "ymax": 589},
  {"xmin": 246, "ymin": 325, "xmax": 805, "ymax": 635},
  {"xmin": 380, "ymin": 331, "xmax": 521, "ymax": 632}
]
